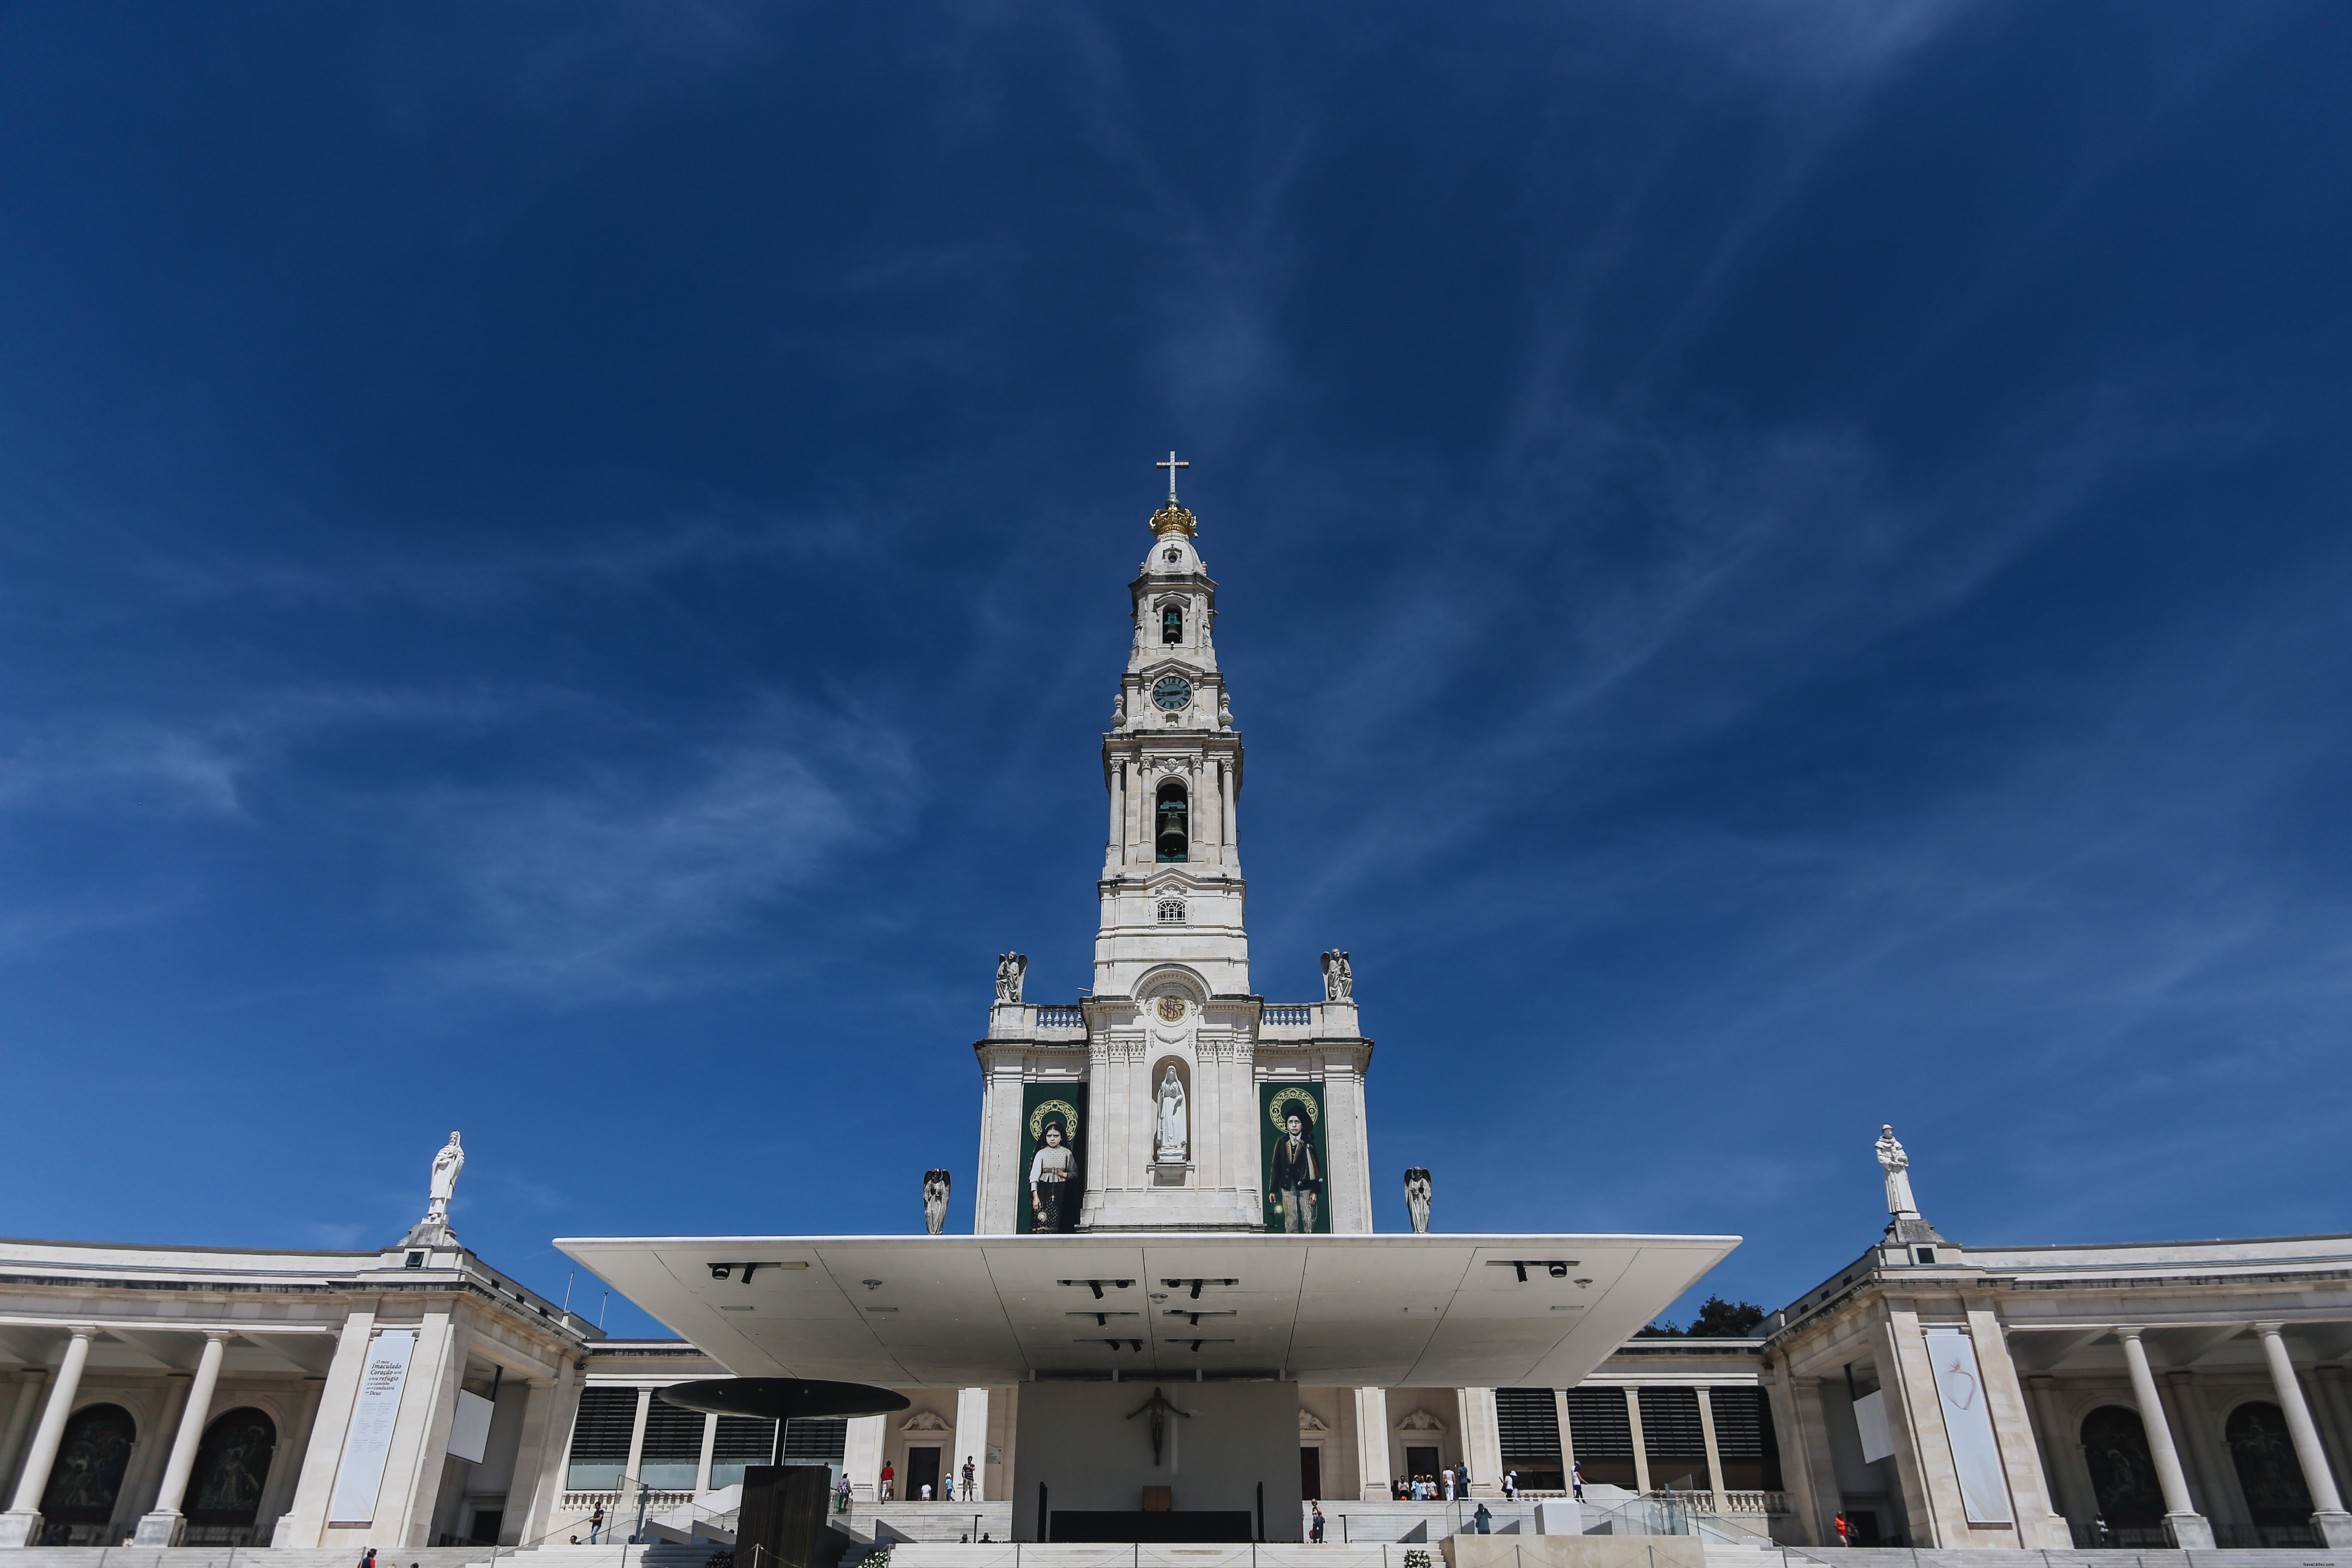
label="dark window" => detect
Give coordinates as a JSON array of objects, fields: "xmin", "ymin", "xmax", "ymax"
[
  {"xmin": 1640, "ymin": 1387, "xmax": 1708, "ymax": 1490},
  {"xmin": 2079, "ymin": 1405, "xmax": 2165, "ymax": 1530},
  {"xmin": 1565, "ymin": 1387, "xmax": 1637, "ymax": 1488},
  {"xmin": 1497, "ymin": 1389, "xmax": 1561, "ymax": 1464},
  {"xmin": 1162, "ymin": 604, "xmax": 1183, "ymax": 643},
  {"xmin": 1155, "ymin": 781, "xmax": 1189, "ymax": 862},
  {"xmin": 40, "ymin": 1404, "xmax": 136, "ymax": 1524},
  {"xmin": 1301, "ymin": 1446, "xmax": 1321, "ymax": 1500},
  {"xmin": 1706, "ymin": 1387, "xmax": 1782, "ymax": 1491},
  {"xmin": 186, "ymin": 1408, "xmax": 276, "ymax": 1526},
  {"xmin": 566, "ymin": 1387, "xmax": 639, "ymax": 1490},
  {"xmin": 1404, "ymin": 1445, "xmax": 1441, "ymax": 1484},
  {"xmin": 711, "ymin": 1414, "xmax": 779, "ymax": 1490},
  {"xmin": 784, "ymin": 1418, "xmax": 847, "ymax": 1462},
  {"xmin": 639, "ymin": 1396, "xmax": 705, "ymax": 1489},
  {"xmin": 906, "ymin": 1446, "xmax": 942, "ymax": 1499},
  {"xmin": 2227, "ymin": 1400, "xmax": 2315, "ymax": 1538}
]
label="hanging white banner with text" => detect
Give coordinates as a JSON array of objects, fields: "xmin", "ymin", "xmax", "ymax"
[
  {"xmin": 1923, "ymin": 1327, "xmax": 2014, "ymax": 1524},
  {"xmin": 328, "ymin": 1329, "xmax": 416, "ymax": 1527}
]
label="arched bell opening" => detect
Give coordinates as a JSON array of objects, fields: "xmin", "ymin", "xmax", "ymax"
[
  {"xmin": 1155, "ymin": 780, "xmax": 1189, "ymax": 862},
  {"xmin": 1161, "ymin": 603, "xmax": 1184, "ymax": 644}
]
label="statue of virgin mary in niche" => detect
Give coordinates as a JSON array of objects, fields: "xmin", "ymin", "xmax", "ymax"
[{"xmin": 1154, "ymin": 1065, "xmax": 1188, "ymax": 1162}]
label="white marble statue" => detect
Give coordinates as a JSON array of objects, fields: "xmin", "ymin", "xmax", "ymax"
[
  {"xmin": 1404, "ymin": 1167, "xmax": 1433, "ymax": 1234},
  {"xmin": 1877, "ymin": 1124, "xmax": 1919, "ymax": 1217},
  {"xmin": 1154, "ymin": 1064, "xmax": 1188, "ymax": 1163},
  {"xmin": 995, "ymin": 952, "xmax": 1027, "ymax": 1003},
  {"xmin": 922, "ymin": 1169, "xmax": 952, "ymax": 1236},
  {"xmin": 1320, "ymin": 949, "xmax": 1353, "ymax": 1001},
  {"xmin": 427, "ymin": 1131, "xmax": 465, "ymax": 1222}
]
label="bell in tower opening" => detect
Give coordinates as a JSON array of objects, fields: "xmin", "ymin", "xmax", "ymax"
[
  {"xmin": 1155, "ymin": 780, "xmax": 1189, "ymax": 862},
  {"xmin": 1162, "ymin": 603, "xmax": 1183, "ymax": 643}
]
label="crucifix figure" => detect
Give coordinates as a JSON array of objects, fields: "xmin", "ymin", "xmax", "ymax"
[
  {"xmin": 1157, "ymin": 450, "xmax": 1188, "ymax": 503},
  {"xmin": 1126, "ymin": 1385, "xmax": 1195, "ymax": 1470}
]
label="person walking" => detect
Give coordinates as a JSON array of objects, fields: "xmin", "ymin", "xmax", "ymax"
[
  {"xmin": 1834, "ymin": 1512, "xmax": 1851, "ymax": 1547},
  {"xmin": 358, "ymin": 1550, "xmax": 377, "ymax": 1568},
  {"xmin": 880, "ymin": 1461, "xmax": 894, "ymax": 1501},
  {"xmin": 1504, "ymin": 1469, "xmax": 1517, "ymax": 1501},
  {"xmin": 836, "ymin": 1475, "xmax": 853, "ymax": 1514},
  {"xmin": 1310, "ymin": 1503, "xmax": 1326, "ymax": 1542},
  {"xmin": 588, "ymin": 1504, "xmax": 605, "ymax": 1544},
  {"xmin": 1570, "ymin": 1461, "xmax": 1584, "ymax": 1502}
]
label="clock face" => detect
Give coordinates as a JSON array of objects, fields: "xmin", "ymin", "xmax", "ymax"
[{"xmin": 1152, "ymin": 675, "xmax": 1192, "ymax": 712}]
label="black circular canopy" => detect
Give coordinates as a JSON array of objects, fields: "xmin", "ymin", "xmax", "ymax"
[{"xmin": 655, "ymin": 1378, "xmax": 910, "ymax": 1422}]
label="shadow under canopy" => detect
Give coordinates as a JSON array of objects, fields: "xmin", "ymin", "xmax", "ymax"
[{"xmin": 655, "ymin": 1378, "xmax": 910, "ymax": 1422}]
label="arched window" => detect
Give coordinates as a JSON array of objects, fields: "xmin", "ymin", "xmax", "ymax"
[
  {"xmin": 1161, "ymin": 603, "xmax": 1184, "ymax": 644},
  {"xmin": 1155, "ymin": 781, "xmax": 1189, "ymax": 863},
  {"xmin": 2078, "ymin": 1406, "xmax": 2164, "ymax": 1531},
  {"xmin": 187, "ymin": 1408, "xmax": 276, "ymax": 1527},
  {"xmin": 2227, "ymin": 1401, "xmax": 2315, "ymax": 1537},
  {"xmin": 40, "ymin": 1403, "xmax": 137, "ymax": 1525},
  {"xmin": 1157, "ymin": 898, "xmax": 1187, "ymax": 924}
]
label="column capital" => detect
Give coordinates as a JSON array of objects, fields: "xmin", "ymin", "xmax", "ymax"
[
  {"xmin": 2254, "ymin": 1320, "xmax": 2289, "ymax": 1337},
  {"xmin": 66, "ymin": 1325, "xmax": 99, "ymax": 1341},
  {"xmin": 2114, "ymin": 1325, "xmax": 2147, "ymax": 1341}
]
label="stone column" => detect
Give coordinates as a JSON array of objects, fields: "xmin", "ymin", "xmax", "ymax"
[
  {"xmin": 1458, "ymin": 1388, "xmax": 1503, "ymax": 1498},
  {"xmin": 0, "ymin": 1325, "xmax": 98, "ymax": 1547},
  {"xmin": 2024, "ymin": 1374, "xmax": 2092, "ymax": 1540},
  {"xmin": 2255, "ymin": 1323, "xmax": 2352, "ymax": 1545},
  {"xmin": 1623, "ymin": 1387, "xmax": 1651, "ymax": 1494},
  {"xmin": 0, "ymin": 1370, "xmax": 49, "ymax": 1506},
  {"xmin": 1352, "ymin": 1387, "xmax": 1390, "ymax": 1501},
  {"xmin": 513, "ymin": 1363, "xmax": 579, "ymax": 1546},
  {"xmin": 844, "ymin": 1413, "xmax": 885, "ymax": 1503},
  {"xmin": 2158, "ymin": 1370, "xmax": 2225, "ymax": 1522},
  {"xmin": 257, "ymin": 1375, "xmax": 327, "ymax": 1542},
  {"xmin": 2311, "ymin": 1366, "xmax": 2352, "ymax": 1502},
  {"xmin": 1553, "ymin": 1388, "xmax": 1577, "ymax": 1483},
  {"xmin": 1780, "ymin": 1375, "xmax": 1842, "ymax": 1548},
  {"xmin": 136, "ymin": 1329, "xmax": 234, "ymax": 1545},
  {"xmin": 953, "ymin": 1388, "xmax": 989, "ymax": 1501},
  {"xmin": 274, "ymin": 1304, "xmax": 379, "ymax": 1547},
  {"xmin": 693, "ymin": 1412, "xmax": 717, "ymax": 1494},
  {"xmin": 1964, "ymin": 1305, "xmax": 2072, "ymax": 1547},
  {"xmin": 1694, "ymin": 1387, "xmax": 1728, "ymax": 1510},
  {"xmin": 2117, "ymin": 1328, "xmax": 2213, "ymax": 1547}
]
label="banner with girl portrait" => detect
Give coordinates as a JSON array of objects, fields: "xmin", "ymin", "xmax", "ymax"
[{"xmin": 1017, "ymin": 1083, "xmax": 1087, "ymax": 1233}]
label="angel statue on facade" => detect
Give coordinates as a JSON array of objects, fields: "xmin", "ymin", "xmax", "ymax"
[
  {"xmin": 995, "ymin": 952, "xmax": 1027, "ymax": 1003},
  {"xmin": 922, "ymin": 1170, "xmax": 952, "ymax": 1236},
  {"xmin": 1404, "ymin": 1168, "xmax": 1433, "ymax": 1234},
  {"xmin": 1320, "ymin": 949, "xmax": 1353, "ymax": 1001}
]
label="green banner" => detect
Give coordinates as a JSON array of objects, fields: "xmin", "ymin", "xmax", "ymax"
[
  {"xmin": 1260, "ymin": 1081, "xmax": 1330, "ymax": 1234},
  {"xmin": 1017, "ymin": 1083, "xmax": 1087, "ymax": 1233}
]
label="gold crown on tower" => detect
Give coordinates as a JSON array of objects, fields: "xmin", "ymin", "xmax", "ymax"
[{"xmin": 1149, "ymin": 498, "xmax": 1198, "ymax": 538}]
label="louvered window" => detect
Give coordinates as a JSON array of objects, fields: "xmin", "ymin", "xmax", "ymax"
[
  {"xmin": 640, "ymin": 1399, "xmax": 706, "ymax": 1489},
  {"xmin": 1639, "ymin": 1387, "xmax": 1708, "ymax": 1491},
  {"xmin": 1496, "ymin": 1389, "xmax": 1560, "ymax": 1462},
  {"xmin": 566, "ymin": 1388, "xmax": 638, "ymax": 1489},
  {"xmin": 710, "ymin": 1415, "xmax": 778, "ymax": 1490},
  {"xmin": 1564, "ymin": 1387, "xmax": 1636, "ymax": 1488},
  {"xmin": 784, "ymin": 1418, "xmax": 847, "ymax": 1461},
  {"xmin": 1706, "ymin": 1387, "xmax": 1782, "ymax": 1490}
]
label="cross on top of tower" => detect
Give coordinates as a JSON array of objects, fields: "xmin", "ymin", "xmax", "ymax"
[{"xmin": 1149, "ymin": 450, "xmax": 1198, "ymax": 539}]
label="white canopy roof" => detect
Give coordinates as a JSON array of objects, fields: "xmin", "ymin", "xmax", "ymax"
[{"xmin": 556, "ymin": 1231, "xmax": 1738, "ymax": 1389}]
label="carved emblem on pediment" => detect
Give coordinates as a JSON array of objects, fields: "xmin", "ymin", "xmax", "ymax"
[
  {"xmin": 1298, "ymin": 1408, "xmax": 1332, "ymax": 1435},
  {"xmin": 1393, "ymin": 1407, "xmax": 1449, "ymax": 1434},
  {"xmin": 900, "ymin": 1409, "xmax": 953, "ymax": 1434}
]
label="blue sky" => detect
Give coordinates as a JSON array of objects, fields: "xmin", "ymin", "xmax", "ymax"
[{"xmin": 3, "ymin": 3, "xmax": 2349, "ymax": 1339}]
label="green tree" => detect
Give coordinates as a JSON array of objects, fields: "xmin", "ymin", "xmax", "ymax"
[{"xmin": 1635, "ymin": 1295, "xmax": 1765, "ymax": 1338}]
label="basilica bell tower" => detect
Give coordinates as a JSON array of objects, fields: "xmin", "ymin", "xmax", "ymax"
[{"xmin": 970, "ymin": 458, "xmax": 1374, "ymax": 1236}]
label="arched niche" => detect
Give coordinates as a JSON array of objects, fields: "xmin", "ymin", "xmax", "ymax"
[
  {"xmin": 2226, "ymin": 1400, "xmax": 2314, "ymax": 1532},
  {"xmin": 187, "ymin": 1407, "xmax": 278, "ymax": 1527},
  {"xmin": 2077, "ymin": 1405, "xmax": 2163, "ymax": 1529},
  {"xmin": 40, "ymin": 1403, "xmax": 137, "ymax": 1525}
]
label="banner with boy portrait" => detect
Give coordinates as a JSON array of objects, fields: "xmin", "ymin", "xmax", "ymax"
[{"xmin": 1260, "ymin": 1081, "xmax": 1330, "ymax": 1234}]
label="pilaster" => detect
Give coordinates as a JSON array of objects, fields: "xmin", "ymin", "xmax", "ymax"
[
  {"xmin": 845, "ymin": 1413, "xmax": 885, "ymax": 1502},
  {"xmin": 1353, "ymin": 1388, "xmax": 1390, "ymax": 1501},
  {"xmin": 1458, "ymin": 1388, "xmax": 1503, "ymax": 1498},
  {"xmin": 277, "ymin": 1303, "xmax": 378, "ymax": 1546},
  {"xmin": 1963, "ymin": 1304, "xmax": 2069, "ymax": 1547},
  {"xmin": 953, "ymin": 1388, "xmax": 990, "ymax": 1501},
  {"xmin": 1874, "ymin": 1307, "xmax": 1960, "ymax": 1547}
]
